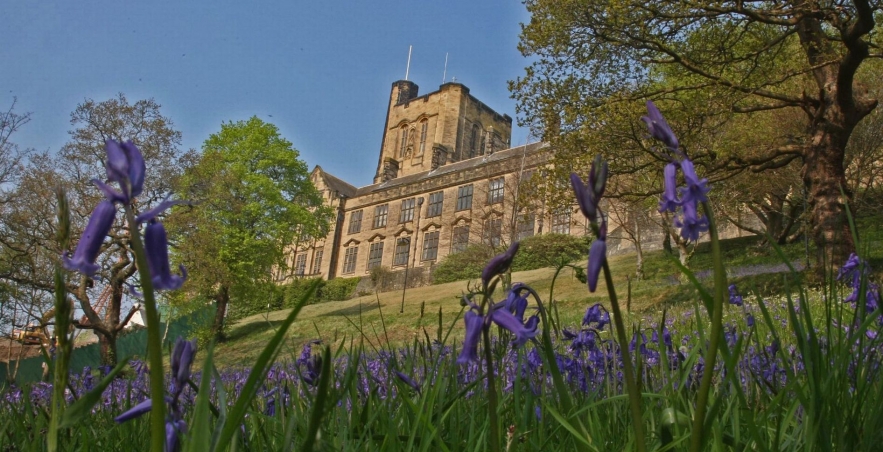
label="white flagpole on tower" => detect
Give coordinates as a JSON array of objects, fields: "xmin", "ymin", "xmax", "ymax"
[{"xmin": 405, "ymin": 45, "xmax": 412, "ymax": 81}]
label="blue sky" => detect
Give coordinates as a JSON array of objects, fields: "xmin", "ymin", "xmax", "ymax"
[{"xmin": 2, "ymin": 1, "xmax": 534, "ymax": 187}]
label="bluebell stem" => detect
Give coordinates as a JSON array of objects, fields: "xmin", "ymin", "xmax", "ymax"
[
  {"xmin": 144, "ymin": 220, "xmax": 186, "ymax": 291},
  {"xmin": 481, "ymin": 241, "xmax": 519, "ymax": 287},
  {"xmin": 62, "ymin": 200, "xmax": 116, "ymax": 275}
]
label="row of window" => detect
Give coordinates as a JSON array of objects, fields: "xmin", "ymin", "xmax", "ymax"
[
  {"xmin": 346, "ymin": 178, "xmax": 507, "ymax": 234},
  {"xmin": 342, "ymin": 230, "xmax": 443, "ymax": 274},
  {"xmin": 293, "ymin": 250, "xmax": 324, "ymax": 277},
  {"xmin": 294, "ymin": 210, "xmax": 569, "ymax": 277}
]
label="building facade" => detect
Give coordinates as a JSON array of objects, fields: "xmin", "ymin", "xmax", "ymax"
[{"xmin": 293, "ymin": 80, "xmax": 581, "ymax": 280}]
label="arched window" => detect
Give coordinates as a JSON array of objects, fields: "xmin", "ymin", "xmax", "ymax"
[
  {"xmin": 419, "ymin": 119, "xmax": 428, "ymax": 155},
  {"xmin": 399, "ymin": 125, "xmax": 409, "ymax": 157},
  {"xmin": 470, "ymin": 124, "xmax": 480, "ymax": 158}
]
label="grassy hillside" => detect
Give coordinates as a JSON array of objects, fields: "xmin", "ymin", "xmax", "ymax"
[{"xmin": 207, "ymin": 231, "xmax": 825, "ymax": 368}]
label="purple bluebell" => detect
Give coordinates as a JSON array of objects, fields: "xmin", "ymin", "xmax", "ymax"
[
  {"xmin": 582, "ymin": 303, "xmax": 610, "ymax": 331},
  {"xmin": 145, "ymin": 220, "xmax": 186, "ymax": 291},
  {"xmin": 728, "ymin": 284, "xmax": 744, "ymax": 306},
  {"xmin": 394, "ymin": 370, "xmax": 422, "ymax": 393},
  {"xmin": 570, "ymin": 156, "xmax": 608, "ymax": 225},
  {"xmin": 97, "ymin": 139, "xmax": 146, "ymax": 204},
  {"xmin": 673, "ymin": 200, "xmax": 708, "ymax": 242},
  {"xmin": 490, "ymin": 307, "xmax": 539, "ymax": 347},
  {"xmin": 481, "ymin": 241, "xmax": 519, "ymax": 287},
  {"xmin": 658, "ymin": 163, "xmax": 679, "ymax": 213},
  {"xmin": 62, "ymin": 200, "xmax": 116, "ymax": 275},
  {"xmin": 586, "ymin": 220, "xmax": 607, "ymax": 292},
  {"xmin": 457, "ymin": 310, "xmax": 484, "ymax": 364},
  {"xmin": 678, "ymin": 159, "xmax": 710, "ymax": 204},
  {"xmin": 641, "ymin": 101, "xmax": 680, "ymax": 152},
  {"xmin": 114, "ymin": 398, "xmax": 152, "ymax": 423},
  {"xmin": 503, "ymin": 283, "xmax": 530, "ymax": 321},
  {"xmin": 746, "ymin": 313, "xmax": 755, "ymax": 327}
]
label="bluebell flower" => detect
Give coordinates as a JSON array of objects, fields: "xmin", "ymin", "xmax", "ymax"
[
  {"xmin": 481, "ymin": 241, "xmax": 519, "ymax": 287},
  {"xmin": 673, "ymin": 196, "xmax": 708, "ymax": 242},
  {"xmin": 95, "ymin": 139, "xmax": 145, "ymax": 204},
  {"xmin": 457, "ymin": 310, "xmax": 484, "ymax": 365},
  {"xmin": 658, "ymin": 163, "xmax": 680, "ymax": 213},
  {"xmin": 145, "ymin": 220, "xmax": 186, "ymax": 291},
  {"xmin": 728, "ymin": 284, "xmax": 744, "ymax": 306},
  {"xmin": 586, "ymin": 220, "xmax": 607, "ymax": 292},
  {"xmin": 62, "ymin": 200, "xmax": 116, "ymax": 275},
  {"xmin": 394, "ymin": 370, "xmax": 422, "ymax": 393},
  {"xmin": 642, "ymin": 102, "xmax": 710, "ymax": 243},
  {"xmin": 678, "ymin": 159, "xmax": 710, "ymax": 205},
  {"xmin": 641, "ymin": 101, "xmax": 680, "ymax": 152},
  {"xmin": 582, "ymin": 303, "xmax": 610, "ymax": 331}
]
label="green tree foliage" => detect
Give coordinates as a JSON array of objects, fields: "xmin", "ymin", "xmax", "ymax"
[
  {"xmin": 171, "ymin": 117, "xmax": 331, "ymax": 340},
  {"xmin": 512, "ymin": 0, "xmax": 882, "ymax": 266}
]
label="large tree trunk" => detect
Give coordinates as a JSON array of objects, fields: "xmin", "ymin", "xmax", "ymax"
[
  {"xmin": 99, "ymin": 333, "xmax": 118, "ymax": 367},
  {"xmin": 213, "ymin": 285, "xmax": 229, "ymax": 341},
  {"xmin": 803, "ymin": 125, "xmax": 855, "ymax": 268}
]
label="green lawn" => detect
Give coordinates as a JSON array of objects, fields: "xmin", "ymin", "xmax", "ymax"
[{"xmin": 207, "ymin": 227, "xmax": 853, "ymax": 369}]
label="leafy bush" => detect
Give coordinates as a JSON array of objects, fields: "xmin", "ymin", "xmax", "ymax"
[
  {"xmin": 511, "ymin": 233, "xmax": 589, "ymax": 271},
  {"xmin": 431, "ymin": 245, "xmax": 494, "ymax": 284},
  {"xmin": 432, "ymin": 234, "xmax": 589, "ymax": 285},
  {"xmin": 282, "ymin": 276, "xmax": 360, "ymax": 307},
  {"xmin": 320, "ymin": 277, "xmax": 360, "ymax": 301}
]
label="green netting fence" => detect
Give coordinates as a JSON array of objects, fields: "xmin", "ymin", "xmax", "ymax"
[{"xmin": 1, "ymin": 307, "xmax": 212, "ymax": 385}]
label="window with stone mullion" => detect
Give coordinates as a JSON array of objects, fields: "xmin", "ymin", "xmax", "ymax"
[
  {"xmin": 422, "ymin": 231, "xmax": 439, "ymax": 261},
  {"xmin": 394, "ymin": 237, "xmax": 411, "ymax": 266}
]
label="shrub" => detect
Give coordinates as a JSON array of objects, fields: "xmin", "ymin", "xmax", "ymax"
[
  {"xmin": 282, "ymin": 276, "xmax": 360, "ymax": 306},
  {"xmin": 431, "ymin": 245, "xmax": 495, "ymax": 284},
  {"xmin": 511, "ymin": 233, "xmax": 589, "ymax": 272},
  {"xmin": 320, "ymin": 277, "xmax": 360, "ymax": 301}
]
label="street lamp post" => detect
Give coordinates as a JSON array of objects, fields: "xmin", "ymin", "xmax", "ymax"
[{"xmin": 401, "ymin": 197, "xmax": 424, "ymax": 313}]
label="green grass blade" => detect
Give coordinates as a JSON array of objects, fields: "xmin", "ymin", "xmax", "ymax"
[
  {"xmin": 215, "ymin": 279, "xmax": 320, "ymax": 449},
  {"xmin": 185, "ymin": 342, "xmax": 215, "ymax": 452}
]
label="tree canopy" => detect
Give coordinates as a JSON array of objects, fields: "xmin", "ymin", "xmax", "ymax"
[
  {"xmin": 512, "ymin": 0, "xmax": 882, "ymax": 265},
  {"xmin": 171, "ymin": 117, "xmax": 330, "ymax": 339}
]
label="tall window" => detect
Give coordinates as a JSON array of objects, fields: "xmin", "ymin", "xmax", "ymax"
[
  {"xmin": 470, "ymin": 124, "xmax": 480, "ymax": 158},
  {"xmin": 487, "ymin": 177, "xmax": 504, "ymax": 205},
  {"xmin": 517, "ymin": 213, "xmax": 536, "ymax": 240},
  {"xmin": 394, "ymin": 237, "xmax": 411, "ymax": 266},
  {"xmin": 552, "ymin": 209, "xmax": 572, "ymax": 235},
  {"xmin": 373, "ymin": 204, "xmax": 388, "ymax": 228},
  {"xmin": 419, "ymin": 120, "xmax": 428, "ymax": 155},
  {"xmin": 452, "ymin": 225, "xmax": 470, "ymax": 253},
  {"xmin": 343, "ymin": 246, "xmax": 358, "ymax": 274},
  {"xmin": 312, "ymin": 250, "xmax": 323, "ymax": 275},
  {"xmin": 294, "ymin": 254, "xmax": 306, "ymax": 276},
  {"xmin": 456, "ymin": 185, "xmax": 473, "ymax": 211},
  {"xmin": 422, "ymin": 231, "xmax": 440, "ymax": 261},
  {"xmin": 400, "ymin": 198, "xmax": 415, "ymax": 223},
  {"xmin": 399, "ymin": 125, "xmax": 409, "ymax": 157},
  {"xmin": 427, "ymin": 191, "xmax": 443, "ymax": 217},
  {"xmin": 348, "ymin": 210, "xmax": 363, "ymax": 234},
  {"xmin": 484, "ymin": 217, "xmax": 502, "ymax": 247},
  {"xmin": 367, "ymin": 242, "xmax": 384, "ymax": 270}
]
